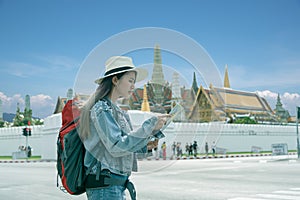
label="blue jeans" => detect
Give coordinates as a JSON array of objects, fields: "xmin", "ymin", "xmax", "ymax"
[{"xmin": 86, "ymin": 185, "xmax": 126, "ymax": 200}]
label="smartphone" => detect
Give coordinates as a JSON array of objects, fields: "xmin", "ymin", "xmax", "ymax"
[{"xmin": 161, "ymin": 103, "xmax": 184, "ymax": 131}]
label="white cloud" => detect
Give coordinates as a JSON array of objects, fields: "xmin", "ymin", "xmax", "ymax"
[
  {"xmin": 30, "ymin": 94, "xmax": 55, "ymax": 118},
  {"xmin": 256, "ymin": 90, "xmax": 300, "ymax": 116},
  {"xmin": 0, "ymin": 92, "xmax": 9, "ymax": 103},
  {"xmin": 256, "ymin": 90, "xmax": 278, "ymax": 99},
  {"xmin": 281, "ymin": 92, "xmax": 300, "ymax": 116},
  {"xmin": 0, "ymin": 92, "xmax": 24, "ymax": 111},
  {"xmin": 282, "ymin": 92, "xmax": 300, "ymax": 100},
  {"xmin": 0, "ymin": 92, "xmax": 55, "ymax": 119},
  {"xmin": 31, "ymin": 94, "xmax": 53, "ymax": 107}
]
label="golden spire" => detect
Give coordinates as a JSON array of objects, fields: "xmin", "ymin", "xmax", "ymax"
[
  {"xmin": 141, "ymin": 84, "xmax": 150, "ymax": 112},
  {"xmin": 224, "ymin": 64, "xmax": 230, "ymax": 88}
]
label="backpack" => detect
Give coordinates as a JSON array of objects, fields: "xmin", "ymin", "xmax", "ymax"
[{"xmin": 56, "ymin": 99, "xmax": 87, "ymax": 195}]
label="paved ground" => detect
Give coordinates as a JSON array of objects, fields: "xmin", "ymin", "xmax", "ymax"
[{"xmin": 0, "ymin": 155, "xmax": 299, "ymax": 200}]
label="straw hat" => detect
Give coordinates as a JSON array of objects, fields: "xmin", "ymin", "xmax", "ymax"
[{"xmin": 95, "ymin": 56, "xmax": 148, "ymax": 84}]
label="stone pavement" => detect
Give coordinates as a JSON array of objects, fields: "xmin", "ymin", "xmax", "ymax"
[{"xmin": 0, "ymin": 155, "xmax": 299, "ymax": 200}]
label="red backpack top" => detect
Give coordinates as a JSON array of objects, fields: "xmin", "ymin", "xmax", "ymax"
[{"xmin": 59, "ymin": 100, "xmax": 80, "ymax": 148}]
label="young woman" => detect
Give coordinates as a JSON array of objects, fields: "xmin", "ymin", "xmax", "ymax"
[{"xmin": 79, "ymin": 56, "xmax": 169, "ymax": 200}]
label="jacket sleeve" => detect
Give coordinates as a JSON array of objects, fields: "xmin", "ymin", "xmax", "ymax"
[{"xmin": 90, "ymin": 101, "xmax": 159, "ymax": 157}]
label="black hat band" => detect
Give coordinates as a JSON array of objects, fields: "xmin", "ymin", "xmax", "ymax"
[{"xmin": 104, "ymin": 66, "xmax": 134, "ymax": 76}]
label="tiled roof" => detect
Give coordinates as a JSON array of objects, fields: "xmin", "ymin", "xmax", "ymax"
[
  {"xmin": 212, "ymin": 87, "xmax": 272, "ymax": 112},
  {"xmin": 189, "ymin": 85, "xmax": 275, "ymax": 120}
]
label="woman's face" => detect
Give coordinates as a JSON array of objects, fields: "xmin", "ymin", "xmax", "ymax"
[{"xmin": 115, "ymin": 71, "xmax": 136, "ymax": 98}]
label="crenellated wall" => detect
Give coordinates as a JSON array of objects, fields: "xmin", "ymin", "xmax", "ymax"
[
  {"xmin": 0, "ymin": 111, "xmax": 297, "ymax": 160},
  {"xmin": 159, "ymin": 122, "xmax": 296, "ymax": 157},
  {"xmin": 40, "ymin": 113, "xmax": 62, "ymax": 159},
  {"xmin": 129, "ymin": 110, "xmax": 297, "ymax": 158}
]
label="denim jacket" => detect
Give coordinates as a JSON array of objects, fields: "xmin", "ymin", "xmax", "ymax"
[{"xmin": 83, "ymin": 98, "xmax": 164, "ymax": 176}]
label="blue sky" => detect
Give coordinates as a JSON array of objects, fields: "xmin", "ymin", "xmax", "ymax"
[{"xmin": 0, "ymin": 0, "xmax": 300, "ymax": 118}]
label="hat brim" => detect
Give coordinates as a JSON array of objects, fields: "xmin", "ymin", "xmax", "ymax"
[{"xmin": 95, "ymin": 67, "xmax": 148, "ymax": 84}]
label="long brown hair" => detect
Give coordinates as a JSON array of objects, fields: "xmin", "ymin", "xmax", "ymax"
[{"xmin": 79, "ymin": 72, "xmax": 127, "ymax": 139}]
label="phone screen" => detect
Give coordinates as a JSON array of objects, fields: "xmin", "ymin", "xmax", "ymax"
[{"xmin": 161, "ymin": 103, "xmax": 184, "ymax": 131}]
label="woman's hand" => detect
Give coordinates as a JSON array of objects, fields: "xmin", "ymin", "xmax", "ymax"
[{"xmin": 153, "ymin": 114, "xmax": 171, "ymax": 131}]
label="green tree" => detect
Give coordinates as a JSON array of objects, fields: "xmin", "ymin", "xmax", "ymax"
[
  {"xmin": 0, "ymin": 121, "xmax": 4, "ymax": 128},
  {"xmin": 13, "ymin": 106, "xmax": 25, "ymax": 126},
  {"xmin": 33, "ymin": 118, "xmax": 44, "ymax": 125},
  {"xmin": 234, "ymin": 117, "xmax": 257, "ymax": 124}
]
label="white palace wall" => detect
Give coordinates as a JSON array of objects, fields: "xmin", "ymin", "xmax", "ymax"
[
  {"xmin": 159, "ymin": 122, "xmax": 296, "ymax": 157},
  {"xmin": 128, "ymin": 111, "xmax": 297, "ymax": 158},
  {"xmin": 0, "ymin": 125, "xmax": 44, "ymax": 156},
  {"xmin": 40, "ymin": 113, "xmax": 62, "ymax": 160},
  {"xmin": 0, "ymin": 113, "xmax": 61, "ymax": 159},
  {"xmin": 0, "ymin": 111, "xmax": 298, "ymax": 159}
]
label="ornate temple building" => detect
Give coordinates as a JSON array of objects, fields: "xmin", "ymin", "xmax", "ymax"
[
  {"xmin": 53, "ymin": 89, "xmax": 72, "ymax": 114},
  {"xmin": 188, "ymin": 67, "xmax": 277, "ymax": 122},
  {"xmin": 53, "ymin": 89, "xmax": 89, "ymax": 114},
  {"xmin": 129, "ymin": 45, "xmax": 172, "ymax": 113},
  {"xmin": 274, "ymin": 94, "xmax": 290, "ymax": 122},
  {"xmin": 128, "ymin": 45, "xmax": 204, "ymax": 118}
]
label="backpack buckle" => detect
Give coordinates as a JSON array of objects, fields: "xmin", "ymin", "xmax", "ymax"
[{"xmin": 101, "ymin": 170, "xmax": 113, "ymax": 186}]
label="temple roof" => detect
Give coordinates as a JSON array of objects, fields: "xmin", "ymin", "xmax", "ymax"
[
  {"xmin": 53, "ymin": 97, "xmax": 66, "ymax": 114},
  {"xmin": 212, "ymin": 87, "xmax": 272, "ymax": 113},
  {"xmin": 190, "ymin": 85, "xmax": 274, "ymax": 117},
  {"xmin": 53, "ymin": 94, "xmax": 90, "ymax": 114}
]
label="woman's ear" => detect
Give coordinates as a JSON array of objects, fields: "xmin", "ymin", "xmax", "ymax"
[{"xmin": 112, "ymin": 76, "xmax": 118, "ymax": 86}]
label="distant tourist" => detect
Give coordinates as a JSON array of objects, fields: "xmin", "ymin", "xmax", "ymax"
[
  {"xmin": 172, "ymin": 141, "xmax": 176, "ymax": 157},
  {"xmin": 161, "ymin": 141, "xmax": 167, "ymax": 160},
  {"xmin": 185, "ymin": 143, "xmax": 190, "ymax": 155},
  {"xmin": 189, "ymin": 143, "xmax": 193, "ymax": 156},
  {"xmin": 193, "ymin": 141, "xmax": 198, "ymax": 157},
  {"xmin": 205, "ymin": 142, "xmax": 209, "ymax": 156},
  {"xmin": 176, "ymin": 142, "xmax": 182, "ymax": 158},
  {"xmin": 212, "ymin": 141, "xmax": 216, "ymax": 156}
]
